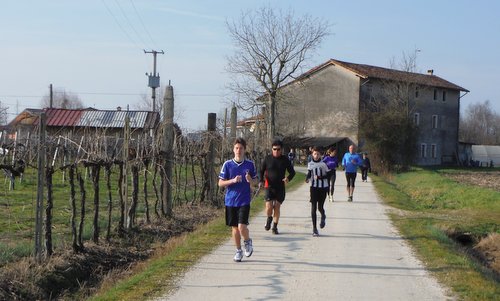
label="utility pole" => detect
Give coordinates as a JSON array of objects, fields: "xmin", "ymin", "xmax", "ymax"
[
  {"xmin": 49, "ymin": 84, "xmax": 53, "ymax": 108},
  {"xmin": 144, "ymin": 50, "xmax": 164, "ymax": 112}
]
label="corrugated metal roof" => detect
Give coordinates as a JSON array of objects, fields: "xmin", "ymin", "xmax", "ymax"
[
  {"xmin": 15, "ymin": 108, "xmax": 159, "ymax": 129},
  {"xmin": 46, "ymin": 108, "xmax": 84, "ymax": 127},
  {"xmin": 77, "ymin": 110, "xmax": 152, "ymax": 128}
]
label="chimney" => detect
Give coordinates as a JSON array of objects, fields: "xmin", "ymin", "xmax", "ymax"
[{"xmin": 427, "ymin": 69, "xmax": 434, "ymax": 75}]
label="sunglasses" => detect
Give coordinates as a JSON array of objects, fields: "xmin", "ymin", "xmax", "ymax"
[{"xmin": 272, "ymin": 148, "xmax": 281, "ymax": 151}]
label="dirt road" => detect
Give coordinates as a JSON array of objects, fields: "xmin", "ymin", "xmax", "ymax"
[{"xmin": 156, "ymin": 168, "xmax": 453, "ymax": 300}]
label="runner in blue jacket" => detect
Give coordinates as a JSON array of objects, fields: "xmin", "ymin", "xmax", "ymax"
[{"xmin": 341, "ymin": 144, "xmax": 363, "ymax": 202}]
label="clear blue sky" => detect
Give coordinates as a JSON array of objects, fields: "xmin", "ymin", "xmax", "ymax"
[{"xmin": 1, "ymin": 0, "xmax": 499, "ymax": 132}]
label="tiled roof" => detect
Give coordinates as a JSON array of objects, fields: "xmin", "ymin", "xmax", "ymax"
[
  {"xmin": 296, "ymin": 59, "xmax": 469, "ymax": 92},
  {"xmin": 282, "ymin": 136, "xmax": 347, "ymax": 148}
]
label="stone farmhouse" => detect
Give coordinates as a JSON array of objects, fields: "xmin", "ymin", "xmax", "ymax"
[{"xmin": 272, "ymin": 59, "xmax": 469, "ymax": 166}]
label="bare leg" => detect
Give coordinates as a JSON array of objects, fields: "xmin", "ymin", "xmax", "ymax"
[
  {"xmin": 238, "ymin": 224, "xmax": 249, "ymax": 241},
  {"xmin": 265, "ymin": 201, "xmax": 273, "ymax": 217},
  {"xmin": 273, "ymin": 201, "xmax": 281, "ymax": 224},
  {"xmin": 232, "ymin": 226, "xmax": 241, "ymax": 249}
]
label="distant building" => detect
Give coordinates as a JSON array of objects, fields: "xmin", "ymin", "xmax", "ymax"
[
  {"xmin": 225, "ymin": 113, "xmax": 266, "ymax": 140},
  {"xmin": 1, "ymin": 107, "xmax": 160, "ymax": 141},
  {"xmin": 274, "ymin": 59, "xmax": 469, "ymax": 165}
]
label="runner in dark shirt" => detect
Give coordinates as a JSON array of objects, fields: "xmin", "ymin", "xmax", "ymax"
[{"xmin": 259, "ymin": 139, "xmax": 296, "ymax": 234}]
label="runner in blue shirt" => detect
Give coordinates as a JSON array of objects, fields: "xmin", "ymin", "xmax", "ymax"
[
  {"xmin": 219, "ymin": 138, "xmax": 258, "ymax": 262},
  {"xmin": 341, "ymin": 144, "xmax": 363, "ymax": 202}
]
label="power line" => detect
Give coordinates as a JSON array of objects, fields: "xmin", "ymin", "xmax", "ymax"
[
  {"xmin": 101, "ymin": 0, "xmax": 142, "ymax": 49},
  {"xmin": 129, "ymin": 0, "xmax": 157, "ymax": 49},
  {"xmin": 113, "ymin": 0, "xmax": 149, "ymax": 49}
]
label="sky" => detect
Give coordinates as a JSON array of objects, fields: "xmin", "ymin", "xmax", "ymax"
[{"xmin": 1, "ymin": 0, "xmax": 499, "ymax": 132}]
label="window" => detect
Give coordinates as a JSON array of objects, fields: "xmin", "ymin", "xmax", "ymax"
[
  {"xmin": 414, "ymin": 113, "xmax": 420, "ymax": 126},
  {"xmin": 415, "ymin": 86, "xmax": 419, "ymax": 98},
  {"xmin": 432, "ymin": 115, "xmax": 438, "ymax": 129},
  {"xmin": 431, "ymin": 144, "xmax": 437, "ymax": 159},
  {"xmin": 421, "ymin": 144, "xmax": 427, "ymax": 158},
  {"xmin": 433, "ymin": 89, "xmax": 437, "ymax": 100},
  {"xmin": 442, "ymin": 91, "xmax": 446, "ymax": 102}
]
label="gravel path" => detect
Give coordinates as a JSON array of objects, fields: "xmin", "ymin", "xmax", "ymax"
[{"xmin": 156, "ymin": 168, "xmax": 453, "ymax": 301}]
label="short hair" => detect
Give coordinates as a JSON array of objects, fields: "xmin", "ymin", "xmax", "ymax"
[
  {"xmin": 234, "ymin": 138, "xmax": 247, "ymax": 149},
  {"xmin": 271, "ymin": 139, "xmax": 283, "ymax": 147},
  {"xmin": 312, "ymin": 146, "xmax": 323, "ymax": 153},
  {"xmin": 328, "ymin": 147, "xmax": 336, "ymax": 153}
]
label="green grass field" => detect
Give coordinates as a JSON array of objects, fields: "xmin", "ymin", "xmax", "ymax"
[{"xmin": 0, "ymin": 165, "xmax": 204, "ymax": 266}]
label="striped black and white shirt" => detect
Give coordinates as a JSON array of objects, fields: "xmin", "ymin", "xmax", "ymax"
[{"xmin": 306, "ymin": 159, "xmax": 331, "ymax": 188}]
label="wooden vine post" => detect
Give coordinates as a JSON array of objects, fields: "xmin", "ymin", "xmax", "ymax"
[
  {"xmin": 35, "ymin": 112, "xmax": 46, "ymax": 262},
  {"xmin": 207, "ymin": 113, "xmax": 218, "ymax": 206},
  {"xmin": 162, "ymin": 83, "xmax": 174, "ymax": 217},
  {"xmin": 122, "ymin": 116, "xmax": 130, "ymax": 228}
]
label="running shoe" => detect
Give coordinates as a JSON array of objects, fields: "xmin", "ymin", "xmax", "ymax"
[
  {"xmin": 320, "ymin": 215, "xmax": 326, "ymax": 229},
  {"xmin": 264, "ymin": 216, "xmax": 272, "ymax": 231},
  {"xmin": 233, "ymin": 249, "xmax": 243, "ymax": 262},
  {"xmin": 313, "ymin": 229, "xmax": 319, "ymax": 237},
  {"xmin": 244, "ymin": 239, "xmax": 253, "ymax": 257},
  {"xmin": 348, "ymin": 196, "xmax": 353, "ymax": 202},
  {"xmin": 272, "ymin": 227, "xmax": 279, "ymax": 235}
]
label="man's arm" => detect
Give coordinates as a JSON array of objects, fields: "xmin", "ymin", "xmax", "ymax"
[
  {"xmin": 286, "ymin": 158, "xmax": 296, "ymax": 181},
  {"xmin": 259, "ymin": 157, "xmax": 266, "ymax": 184}
]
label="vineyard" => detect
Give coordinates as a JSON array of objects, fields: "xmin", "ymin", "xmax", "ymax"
[{"xmin": 0, "ymin": 111, "xmax": 267, "ymax": 300}]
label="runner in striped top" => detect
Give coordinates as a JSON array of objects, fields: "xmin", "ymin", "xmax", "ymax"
[{"xmin": 305, "ymin": 146, "xmax": 333, "ymax": 236}]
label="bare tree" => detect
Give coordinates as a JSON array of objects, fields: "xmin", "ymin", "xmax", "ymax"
[
  {"xmin": 460, "ymin": 100, "xmax": 500, "ymax": 145},
  {"xmin": 40, "ymin": 88, "xmax": 84, "ymax": 109},
  {"xmin": 134, "ymin": 92, "xmax": 164, "ymax": 114},
  {"xmin": 360, "ymin": 50, "xmax": 421, "ymax": 172},
  {"xmin": 226, "ymin": 5, "xmax": 330, "ymax": 144}
]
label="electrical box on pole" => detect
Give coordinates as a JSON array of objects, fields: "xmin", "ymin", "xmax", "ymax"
[{"xmin": 144, "ymin": 50, "xmax": 164, "ymax": 112}]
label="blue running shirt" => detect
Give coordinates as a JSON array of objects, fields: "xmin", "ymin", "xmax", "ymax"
[{"xmin": 219, "ymin": 159, "xmax": 257, "ymax": 207}]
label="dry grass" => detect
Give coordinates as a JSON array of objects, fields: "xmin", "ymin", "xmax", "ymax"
[
  {"xmin": 0, "ymin": 204, "xmax": 221, "ymax": 300},
  {"xmin": 474, "ymin": 233, "xmax": 500, "ymax": 277},
  {"xmin": 442, "ymin": 171, "xmax": 500, "ymax": 192}
]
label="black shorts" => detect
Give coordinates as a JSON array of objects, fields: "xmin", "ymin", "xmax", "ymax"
[
  {"xmin": 345, "ymin": 172, "xmax": 357, "ymax": 187},
  {"xmin": 310, "ymin": 187, "xmax": 328, "ymax": 203},
  {"xmin": 225, "ymin": 205, "xmax": 250, "ymax": 227},
  {"xmin": 265, "ymin": 186, "xmax": 286, "ymax": 204}
]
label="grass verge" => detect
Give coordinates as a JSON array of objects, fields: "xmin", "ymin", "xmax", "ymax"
[
  {"xmin": 371, "ymin": 168, "xmax": 499, "ymax": 300},
  {"xmin": 89, "ymin": 173, "xmax": 306, "ymax": 301}
]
